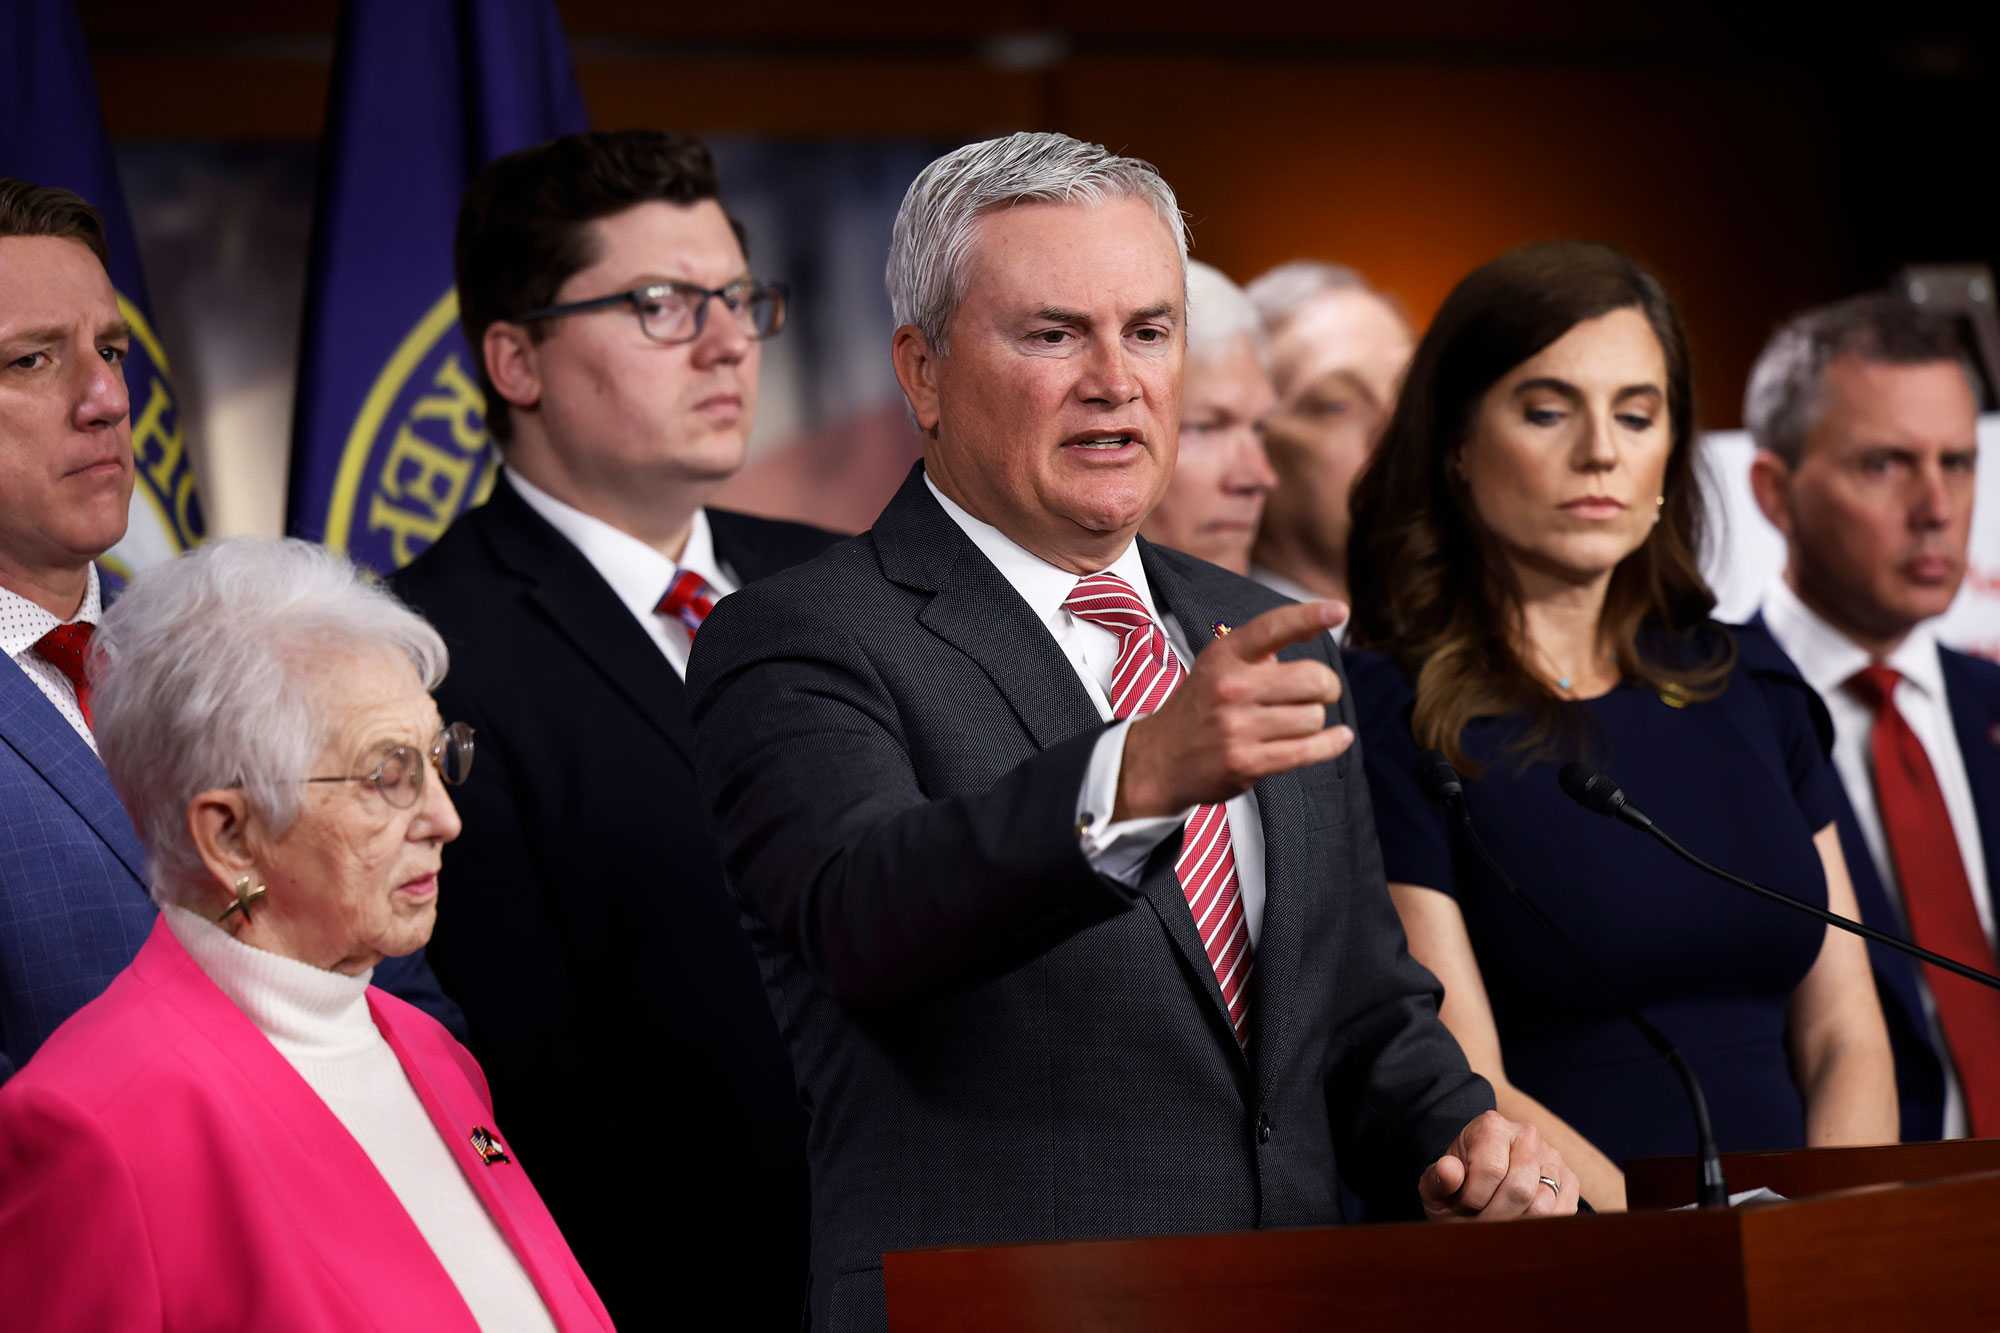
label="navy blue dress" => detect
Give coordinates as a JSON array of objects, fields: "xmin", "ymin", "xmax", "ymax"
[{"xmin": 1347, "ymin": 635, "xmax": 1845, "ymax": 1171}]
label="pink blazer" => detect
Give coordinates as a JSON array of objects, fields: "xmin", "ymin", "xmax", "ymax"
[{"xmin": 0, "ymin": 917, "xmax": 615, "ymax": 1331}]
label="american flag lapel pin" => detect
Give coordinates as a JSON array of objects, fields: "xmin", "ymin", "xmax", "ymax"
[
  {"xmin": 1212, "ymin": 621, "xmax": 1233, "ymax": 638},
  {"xmin": 469, "ymin": 1126, "xmax": 510, "ymax": 1165}
]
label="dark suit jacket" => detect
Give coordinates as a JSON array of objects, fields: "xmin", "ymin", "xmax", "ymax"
[
  {"xmin": 1743, "ymin": 618, "xmax": 2000, "ymax": 1141},
  {"xmin": 390, "ymin": 473, "xmax": 839, "ymax": 1331},
  {"xmin": 686, "ymin": 466, "xmax": 1493, "ymax": 1333},
  {"xmin": 1, "ymin": 653, "xmax": 462, "ymax": 1084}
]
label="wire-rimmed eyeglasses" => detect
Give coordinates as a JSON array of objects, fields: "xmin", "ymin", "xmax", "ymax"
[
  {"xmin": 303, "ymin": 722, "xmax": 475, "ymax": 810},
  {"xmin": 514, "ymin": 278, "xmax": 789, "ymax": 345}
]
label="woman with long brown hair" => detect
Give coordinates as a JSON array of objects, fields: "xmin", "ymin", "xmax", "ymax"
[{"xmin": 1344, "ymin": 242, "xmax": 1895, "ymax": 1210}]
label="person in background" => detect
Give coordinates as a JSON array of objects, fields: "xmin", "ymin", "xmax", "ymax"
[
  {"xmin": 391, "ymin": 130, "xmax": 837, "ymax": 1329},
  {"xmin": 0, "ymin": 537, "xmax": 610, "ymax": 1332},
  {"xmin": 1138, "ymin": 260, "xmax": 1278, "ymax": 574},
  {"xmin": 0, "ymin": 178, "xmax": 457, "ymax": 1088},
  {"xmin": 1345, "ymin": 241, "xmax": 1897, "ymax": 1211},
  {"xmin": 689, "ymin": 131, "xmax": 1577, "ymax": 1333},
  {"xmin": 1245, "ymin": 260, "xmax": 1413, "ymax": 614},
  {"xmin": 1746, "ymin": 294, "xmax": 1995, "ymax": 1143}
]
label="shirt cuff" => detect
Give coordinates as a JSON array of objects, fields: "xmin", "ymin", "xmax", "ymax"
[{"xmin": 1075, "ymin": 719, "xmax": 1194, "ymax": 885}]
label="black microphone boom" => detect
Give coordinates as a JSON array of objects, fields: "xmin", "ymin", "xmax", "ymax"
[
  {"xmin": 1414, "ymin": 750, "xmax": 1730, "ymax": 1208},
  {"xmin": 1557, "ymin": 761, "xmax": 2000, "ymax": 994}
]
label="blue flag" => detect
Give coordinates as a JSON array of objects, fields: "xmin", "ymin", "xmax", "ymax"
[
  {"xmin": 0, "ymin": 0, "xmax": 205, "ymax": 585},
  {"xmin": 289, "ymin": 0, "xmax": 587, "ymax": 572}
]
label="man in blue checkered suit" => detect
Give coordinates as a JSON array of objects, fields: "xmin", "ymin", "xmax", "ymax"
[{"xmin": 0, "ymin": 179, "xmax": 459, "ymax": 1082}]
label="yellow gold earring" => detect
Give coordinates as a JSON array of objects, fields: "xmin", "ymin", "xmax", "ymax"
[{"xmin": 218, "ymin": 875, "xmax": 268, "ymax": 924}]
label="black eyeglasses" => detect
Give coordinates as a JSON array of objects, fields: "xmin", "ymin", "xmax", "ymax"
[
  {"xmin": 514, "ymin": 279, "xmax": 789, "ymax": 345},
  {"xmin": 303, "ymin": 722, "xmax": 476, "ymax": 810}
]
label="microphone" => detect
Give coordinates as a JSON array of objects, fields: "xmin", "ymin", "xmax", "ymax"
[
  {"xmin": 1415, "ymin": 750, "xmax": 1730, "ymax": 1208},
  {"xmin": 1558, "ymin": 762, "xmax": 2000, "ymax": 994}
]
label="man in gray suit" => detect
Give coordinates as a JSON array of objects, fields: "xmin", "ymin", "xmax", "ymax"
[{"xmin": 688, "ymin": 133, "xmax": 1576, "ymax": 1331}]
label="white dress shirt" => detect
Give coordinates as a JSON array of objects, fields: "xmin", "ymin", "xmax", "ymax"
[
  {"xmin": 926, "ymin": 477, "xmax": 1268, "ymax": 946},
  {"xmin": 508, "ymin": 466, "xmax": 739, "ymax": 681},
  {"xmin": 0, "ymin": 565, "xmax": 102, "ymax": 752},
  {"xmin": 163, "ymin": 907, "xmax": 558, "ymax": 1332},
  {"xmin": 1761, "ymin": 577, "xmax": 1995, "ymax": 1138},
  {"xmin": 1248, "ymin": 563, "xmax": 1347, "ymax": 645}
]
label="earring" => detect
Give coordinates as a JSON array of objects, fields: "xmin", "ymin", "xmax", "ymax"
[
  {"xmin": 218, "ymin": 875, "xmax": 268, "ymax": 925},
  {"xmin": 1654, "ymin": 494, "xmax": 1665, "ymax": 524}
]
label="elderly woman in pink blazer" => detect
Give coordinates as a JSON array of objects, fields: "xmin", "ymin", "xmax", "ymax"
[{"xmin": 0, "ymin": 538, "xmax": 612, "ymax": 1332}]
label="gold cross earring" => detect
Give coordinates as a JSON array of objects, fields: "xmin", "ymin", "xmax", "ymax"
[{"xmin": 218, "ymin": 875, "xmax": 268, "ymax": 924}]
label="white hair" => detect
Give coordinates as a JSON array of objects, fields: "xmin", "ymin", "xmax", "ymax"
[
  {"xmin": 1185, "ymin": 260, "xmax": 1265, "ymax": 369},
  {"xmin": 886, "ymin": 131, "xmax": 1190, "ymax": 355},
  {"xmin": 90, "ymin": 537, "xmax": 448, "ymax": 909},
  {"xmin": 1245, "ymin": 259, "xmax": 1403, "ymax": 333}
]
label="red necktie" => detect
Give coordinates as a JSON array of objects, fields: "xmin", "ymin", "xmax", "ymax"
[
  {"xmin": 656, "ymin": 570, "xmax": 716, "ymax": 637},
  {"xmin": 1849, "ymin": 663, "xmax": 2000, "ymax": 1135},
  {"xmin": 1065, "ymin": 572, "xmax": 1252, "ymax": 1043},
  {"xmin": 33, "ymin": 622, "xmax": 95, "ymax": 726}
]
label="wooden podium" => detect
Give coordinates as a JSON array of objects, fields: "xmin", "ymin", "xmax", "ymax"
[{"xmin": 884, "ymin": 1144, "xmax": 2000, "ymax": 1331}]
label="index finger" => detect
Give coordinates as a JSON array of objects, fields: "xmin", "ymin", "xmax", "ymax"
[{"xmin": 1219, "ymin": 600, "xmax": 1346, "ymax": 662}]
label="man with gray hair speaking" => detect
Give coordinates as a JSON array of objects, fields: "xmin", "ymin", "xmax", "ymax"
[{"xmin": 687, "ymin": 132, "xmax": 1576, "ymax": 1331}]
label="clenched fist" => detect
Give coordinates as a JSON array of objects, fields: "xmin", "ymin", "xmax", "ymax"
[{"xmin": 1115, "ymin": 599, "xmax": 1351, "ymax": 821}]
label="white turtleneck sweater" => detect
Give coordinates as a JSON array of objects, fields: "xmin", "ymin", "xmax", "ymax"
[{"xmin": 164, "ymin": 907, "xmax": 559, "ymax": 1333}]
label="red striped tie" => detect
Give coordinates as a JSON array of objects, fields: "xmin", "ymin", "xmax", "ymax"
[
  {"xmin": 1064, "ymin": 571, "xmax": 1252, "ymax": 1043},
  {"xmin": 1849, "ymin": 664, "xmax": 2000, "ymax": 1134},
  {"xmin": 656, "ymin": 570, "xmax": 716, "ymax": 636}
]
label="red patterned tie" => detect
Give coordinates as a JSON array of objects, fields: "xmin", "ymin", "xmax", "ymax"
[
  {"xmin": 33, "ymin": 622, "xmax": 95, "ymax": 726},
  {"xmin": 656, "ymin": 570, "xmax": 716, "ymax": 636},
  {"xmin": 1849, "ymin": 663, "xmax": 2000, "ymax": 1135},
  {"xmin": 1064, "ymin": 571, "xmax": 1252, "ymax": 1043}
]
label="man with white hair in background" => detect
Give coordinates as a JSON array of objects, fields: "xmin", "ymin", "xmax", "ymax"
[
  {"xmin": 1138, "ymin": 259, "xmax": 1277, "ymax": 574},
  {"xmin": 1245, "ymin": 261, "xmax": 1414, "ymax": 617},
  {"xmin": 1746, "ymin": 293, "xmax": 1996, "ymax": 1144},
  {"xmin": 688, "ymin": 131, "xmax": 1576, "ymax": 1333}
]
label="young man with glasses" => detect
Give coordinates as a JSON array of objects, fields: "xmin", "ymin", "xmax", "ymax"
[{"xmin": 391, "ymin": 130, "xmax": 835, "ymax": 1331}]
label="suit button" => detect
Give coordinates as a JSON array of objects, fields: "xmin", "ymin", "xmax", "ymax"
[{"xmin": 1255, "ymin": 1112, "xmax": 1272, "ymax": 1145}]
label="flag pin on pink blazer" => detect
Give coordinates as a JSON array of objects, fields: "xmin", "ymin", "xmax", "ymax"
[{"xmin": 469, "ymin": 1126, "xmax": 509, "ymax": 1165}]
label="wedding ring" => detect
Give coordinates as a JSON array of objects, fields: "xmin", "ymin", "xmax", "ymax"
[{"xmin": 1538, "ymin": 1175, "xmax": 1561, "ymax": 1196}]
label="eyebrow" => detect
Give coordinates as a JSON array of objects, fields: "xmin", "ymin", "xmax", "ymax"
[
  {"xmin": 1, "ymin": 320, "xmax": 133, "ymax": 350},
  {"xmin": 1030, "ymin": 303, "xmax": 1180, "ymax": 325},
  {"xmin": 1513, "ymin": 376, "xmax": 1662, "ymax": 401}
]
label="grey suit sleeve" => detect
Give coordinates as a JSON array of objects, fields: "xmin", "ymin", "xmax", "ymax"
[
  {"xmin": 1316, "ymin": 642, "xmax": 1496, "ymax": 1212},
  {"xmin": 688, "ymin": 587, "xmax": 1142, "ymax": 1007}
]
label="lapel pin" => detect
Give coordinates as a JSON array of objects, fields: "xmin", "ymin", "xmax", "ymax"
[
  {"xmin": 469, "ymin": 1126, "xmax": 510, "ymax": 1165},
  {"xmin": 1212, "ymin": 621, "xmax": 1233, "ymax": 638}
]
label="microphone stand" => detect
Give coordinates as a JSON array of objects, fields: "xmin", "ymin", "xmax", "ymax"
[{"xmin": 1416, "ymin": 753, "xmax": 1731, "ymax": 1208}]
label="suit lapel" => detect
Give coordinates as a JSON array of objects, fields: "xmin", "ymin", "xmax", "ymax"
[
  {"xmin": 0, "ymin": 658, "xmax": 151, "ymax": 889},
  {"xmin": 478, "ymin": 475, "xmax": 694, "ymax": 764},
  {"xmin": 373, "ymin": 997, "xmax": 606, "ymax": 1331},
  {"xmin": 1940, "ymin": 651, "xmax": 2000, "ymax": 926},
  {"xmin": 874, "ymin": 467, "xmax": 1103, "ymax": 751},
  {"xmin": 1141, "ymin": 543, "xmax": 1315, "ymax": 1077}
]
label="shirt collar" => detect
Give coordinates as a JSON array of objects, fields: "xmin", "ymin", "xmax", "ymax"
[
  {"xmin": 507, "ymin": 466, "xmax": 727, "ymax": 619},
  {"xmin": 923, "ymin": 474, "xmax": 1162, "ymax": 633},
  {"xmin": 1761, "ymin": 574, "xmax": 1945, "ymax": 703},
  {"xmin": 0, "ymin": 564, "xmax": 102, "ymax": 658}
]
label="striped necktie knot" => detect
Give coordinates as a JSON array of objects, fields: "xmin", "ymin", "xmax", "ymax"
[{"xmin": 656, "ymin": 569, "xmax": 716, "ymax": 636}]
